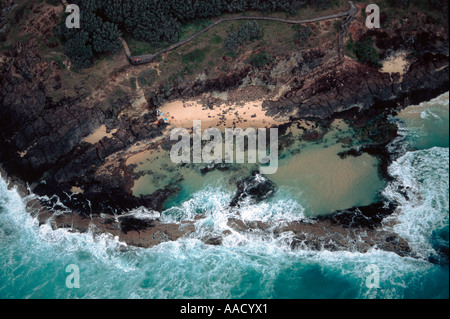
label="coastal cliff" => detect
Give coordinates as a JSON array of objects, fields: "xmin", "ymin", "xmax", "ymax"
[{"xmin": 0, "ymin": 0, "xmax": 448, "ymax": 258}]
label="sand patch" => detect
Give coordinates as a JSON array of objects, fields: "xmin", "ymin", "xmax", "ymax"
[
  {"xmin": 83, "ymin": 125, "xmax": 118, "ymax": 144},
  {"xmin": 70, "ymin": 186, "xmax": 84, "ymax": 194},
  {"xmin": 381, "ymin": 52, "xmax": 410, "ymax": 81}
]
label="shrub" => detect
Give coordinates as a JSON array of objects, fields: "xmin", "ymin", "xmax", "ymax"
[
  {"xmin": 54, "ymin": 0, "xmax": 312, "ymax": 68},
  {"xmin": 224, "ymin": 21, "xmax": 262, "ymax": 52},
  {"xmin": 354, "ymin": 39, "xmax": 381, "ymax": 68},
  {"xmin": 308, "ymin": 0, "xmax": 332, "ymax": 9},
  {"xmin": 182, "ymin": 48, "xmax": 208, "ymax": 64},
  {"xmin": 64, "ymin": 31, "xmax": 94, "ymax": 69},
  {"xmin": 293, "ymin": 25, "xmax": 312, "ymax": 44},
  {"xmin": 247, "ymin": 52, "xmax": 273, "ymax": 67},
  {"xmin": 137, "ymin": 69, "xmax": 157, "ymax": 87}
]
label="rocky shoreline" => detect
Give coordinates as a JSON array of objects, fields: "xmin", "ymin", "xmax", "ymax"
[
  {"xmin": 0, "ymin": 6, "xmax": 449, "ymax": 260},
  {"xmin": 1, "ymin": 68, "xmax": 447, "ymax": 261}
]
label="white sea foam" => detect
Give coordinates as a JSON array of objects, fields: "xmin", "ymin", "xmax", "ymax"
[
  {"xmin": 1, "ymin": 92, "xmax": 448, "ymax": 299},
  {"xmin": 383, "ymin": 147, "xmax": 449, "ymax": 259},
  {"xmin": 0, "ymin": 175, "xmax": 447, "ymax": 299}
]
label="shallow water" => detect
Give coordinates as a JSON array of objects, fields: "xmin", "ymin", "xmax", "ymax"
[
  {"xmin": 0, "ymin": 93, "xmax": 448, "ymax": 299},
  {"xmin": 133, "ymin": 119, "xmax": 384, "ymax": 216}
]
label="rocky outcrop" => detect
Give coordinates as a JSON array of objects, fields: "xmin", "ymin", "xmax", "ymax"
[
  {"xmin": 284, "ymin": 220, "xmax": 411, "ymax": 257},
  {"xmin": 226, "ymin": 212, "xmax": 412, "ymax": 258},
  {"xmin": 230, "ymin": 171, "xmax": 277, "ymax": 207},
  {"xmin": 0, "ymin": 10, "xmax": 448, "ymax": 258},
  {"xmin": 263, "ymin": 53, "xmax": 449, "ymax": 120},
  {"xmin": 0, "ymin": 42, "xmax": 171, "ymax": 215}
]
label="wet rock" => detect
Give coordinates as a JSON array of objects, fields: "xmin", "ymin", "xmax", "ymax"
[
  {"xmin": 204, "ymin": 237, "xmax": 223, "ymax": 246},
  {"xmin": 263, "ymin": 53, "xmax": 449, "ymax": 121},
  {"xmin": 316, "ymin": 202, "xmax": 398, "ymax": 230},
  {"xmin": 230, "ymin": 171, "xmax": 276, "ymax": 207},
  {"xmin": 118, "ymin": 216, "xmax": 156, "ymax": 234},
  {"xmin": 337, "ymin": 148, "xmax": 363, "ymax": 159}
]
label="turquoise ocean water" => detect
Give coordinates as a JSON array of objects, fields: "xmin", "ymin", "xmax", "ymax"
[{"xmin": 0, "ymin": 93, "xmax": 448, "ymax": 299}]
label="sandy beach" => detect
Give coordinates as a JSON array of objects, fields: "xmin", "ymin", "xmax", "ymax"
[{"xmin": 159, "ymin": 99, "xmax": 288, "ymax": 129}]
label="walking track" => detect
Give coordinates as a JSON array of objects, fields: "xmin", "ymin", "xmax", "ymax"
[{"xmin": 61, "ymin": 1, "xmax": 357, "ymax": 65}]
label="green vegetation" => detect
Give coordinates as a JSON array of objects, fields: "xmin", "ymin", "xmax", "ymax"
[
  {"xmin": 345, "ymin": 34, "xmax": 356, "ymax": 59},
  {"xmin": 346, "ymin": 34, "xmax": 381, "ymax": 68},
  {"xmin": 333, "ymin": 19, "xmax": 342, "ymax": 32},
  {"xmin": 137, "ymin": 69, "xmax": 158, "ymax": 87},
  {"xmin": 182, "ymin": 48, "xmax": 208, "ymax": 65},
  {"xmin": 224, "ymin": 21, "xmax": 262, "ymax": 52},
  {"xmin": 49, "ymin": 53, "xmax": 67, "ymax": 70},
  {"xmin": 293, "ymin": 25, "xmax": 312, "ymax": 44},
  {"xmin": 354, "ymin": 38, "xmax": 381, "ymax": 68},
  {"xmin": 129, "ymin": 77, "xmax": 137, "ymax": 91},
  {"xmin": 247, "ymin": 52, "xmax": 273, "ymax": 67},
  {"xmin": 50, "ymin": 0, "xmax": 337, "ymax": 68},
  {"xmin": 180, "ymin": 19, "xmax": 211, "ymax": 40},
  {"xmin": 46, "ymin": 0, "xmax": 61, "ymax": 5},
  {"xmin": 212, "ymin": 34, "xmax": 223, "ymax": 45},
  {"xmin": 54, "ymin": 1, "xmax": 122, "ymax": 68},
  {"xmin": 62, "ymin": 31, "xmax": 95, "ymax": 69},
  {"xmin": 354, "ymin": 39, "xmax": 381, "ymax": 69},
  {"xmin": 309, "ymin": 0, "xmax": 336, "ymax": 9}
]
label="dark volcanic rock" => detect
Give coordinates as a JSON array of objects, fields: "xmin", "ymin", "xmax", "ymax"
[
  {"xmin": 263, "ymin": 53, "xmax": 449, "ymax": 121},
  {"xmin": 1, "ymin": 18, "xmax": 448, "ymax": 254},
  {"xmin": 230, "ymin": 171, "xmax": 277, "ymax": 207},
  {"xmin": 204, "ymin": 237, "xmax": 223, "ymax": 246},
  {"xmin": 316, "ymin": 202, "xmax": 398, "ymax": 230},
  {"xmin": 337, "ymin": 148, "xmax": 363, "ymax": 159},
  {"xmin": 119, "ymin": 216, "xmax": 156, "ymax": 234},
  {"xmin": 0, "ymin": 42, "xmax": 171, "ymax": 216},
  {"xmin": 225, "ymin": 216, "xmax": 412, "ymax": 258}
]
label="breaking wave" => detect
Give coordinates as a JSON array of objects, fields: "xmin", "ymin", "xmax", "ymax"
[{"xmin": 0, "ymin": 93, "xmax": 448, "ymax": 299}]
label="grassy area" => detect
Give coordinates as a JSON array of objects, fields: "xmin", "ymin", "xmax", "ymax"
[
  {"xmin": 125, "ymin": 0, "xmax": 349, "ymax": 57},
  {"xmin": 124, "ymin": 36, "xmax": 160, "ymax": 56},
  {"xmin": 179, "ymin": 19, "xmax": 212, "ymax": 40},
  {"xmin": 0, "ymin": 0, "xmax": 36, "ymax": 50},
  {"xmin": 0, "ymin": 0, "xmax": 372, "ymax": 105},
  {"xmin": 247, "ymin": 52, "xmax": 274, "ymax": 67},
  {"xmin": 137, "ymin": 69, "xmax": 158, "ymax": 87},
  {"xmin": 182, "ymin": 47, "xmax": 209, "ymax": 64},
  {"xmin": 100, "ymin": 0, "xmax": 350, "ymax": 92}
]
